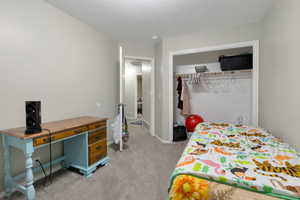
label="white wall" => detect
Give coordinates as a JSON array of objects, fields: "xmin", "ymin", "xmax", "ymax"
[
  {"xmin": 0, "ymin": 0, "xmax": 118, "ymax": 192},
  {"xmin": 260, "ymin": 0, "xmax": 300, "ymax": 150},
  {"xmin": 121, "ymin": 41, "xmax": 154, "ymax": 58},
  {"xmin": 154, "ymin": 41, "xmax": 163, "ymax": 140},
  {"xmin": 155, "ymin": 22, "xmax": 262, "ymax": 141}
]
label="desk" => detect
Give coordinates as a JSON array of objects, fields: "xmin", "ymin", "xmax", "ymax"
[{"xmin": 0, "ymin": 116, "xmax": 109, "ymax": 200}]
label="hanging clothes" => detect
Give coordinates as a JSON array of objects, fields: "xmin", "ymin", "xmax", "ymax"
[
  {"xmin": 177, "ymin": 77, "xmax": 183, "ymax": 109},
  {"xmin": 181, "ymin": 80, "xmax": 191, "ymax": 116},
  {"xmin": 181, "ymin": 79, "xmax": 184, "ymax": 101}
]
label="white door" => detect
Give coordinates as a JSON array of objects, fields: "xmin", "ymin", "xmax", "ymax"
[{"xmin": 119, "ymin": 46, "xmax": 124, "ymax": 151}]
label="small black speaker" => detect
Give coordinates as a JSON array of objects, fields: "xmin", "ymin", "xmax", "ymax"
[{"xmin": 25, "ymin": 101, "xmax": 42, "ymax": 134}]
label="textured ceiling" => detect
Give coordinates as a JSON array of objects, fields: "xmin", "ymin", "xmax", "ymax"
[{"xmin": 46, "ymin": 0, "xmax": 274, "ymax": 42}]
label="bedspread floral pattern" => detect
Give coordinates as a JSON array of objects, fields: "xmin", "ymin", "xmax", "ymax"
[
  {"xmin": 170, "ymin": 175, "xmax": 209, "ymax": 200},
  {"xmin": 169, "ymin": 122, "xmax": 300, "ymax": 199}
]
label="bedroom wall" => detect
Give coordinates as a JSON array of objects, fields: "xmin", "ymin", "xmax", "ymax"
[
  {"xmin": 0, "ymin": 0, "xmax": 118, "ymax": 192},
  {"xmin": 154, "ymin": 41, "xmax": 164, "ymax": 141},
  {"xmin": 155, "ymin": 22, "xmax": 262, "ymax": 142},
  {"xmin": 121, "ymin": 41, "xmax": 155, "ymax": 58},
  {"xmin": 260, "ymin": 0, "xmax": 300, "ymax": 150}
]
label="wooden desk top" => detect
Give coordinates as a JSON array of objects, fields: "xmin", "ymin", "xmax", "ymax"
[{"xmin": 0, "ymin": 116, "xmax": 107, "ymax": 140}]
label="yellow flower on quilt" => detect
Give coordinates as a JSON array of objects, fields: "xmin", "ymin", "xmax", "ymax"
[{"xmin": 170, "ymin": 175, "xmax": 209, "ymax": 200}]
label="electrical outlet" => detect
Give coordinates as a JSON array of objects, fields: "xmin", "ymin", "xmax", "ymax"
[{"xmin": 33, "ymin": 156, "xmax": 41, "ymax": 167}]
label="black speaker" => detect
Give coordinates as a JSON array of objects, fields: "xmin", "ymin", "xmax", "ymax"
[{"xmin": 25, "ymin": 101, "xmax": 42, "ymax": 134}]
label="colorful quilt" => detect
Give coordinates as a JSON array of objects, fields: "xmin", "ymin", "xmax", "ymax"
[
  {"xmin": 169, "ymin": 174, "xmax": 286, "ymax": 200},
  {"xmin": 169, "ymin": 122, "xmax": 300, "ymax": 200}
]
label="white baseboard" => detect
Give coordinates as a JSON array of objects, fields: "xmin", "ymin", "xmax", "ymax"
[
  {"xmin": 155, "ymin": 135, "xmax": 173, "ymax": 144},
  {"xmin": 143, "ymin": 119, "xmax": 150, "ymax": 125},
  {"xmin": 142, "ymin": 120, "xmax": 150, "ymax": 130}
]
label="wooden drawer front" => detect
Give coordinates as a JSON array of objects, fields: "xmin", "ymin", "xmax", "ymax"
[
  {"xmin": 89, "ymin": 139, "xmax": 107, "ymax": 154},
  {"xmin": 88, "ymin": 121, "xmax": 106, "ymax": 131},
  {"xmin": 89, "ymin": 146, "xmax": 107, "ymax": 165},
  {"xmin": 33, "ymin": 126, "xmax": 88, "ymax": 146},
  {"xmin": 88, "ymin": 128, "xmax": 106, "ymax": 145}
]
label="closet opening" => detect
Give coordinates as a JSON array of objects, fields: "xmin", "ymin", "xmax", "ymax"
[{"xmin": 169, "ymin": 41, "xmax": 259, "ymax": 142}]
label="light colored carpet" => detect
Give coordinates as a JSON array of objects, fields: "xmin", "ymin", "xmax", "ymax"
[{"xmin": 10, "ymin": 125, "xmax": 186, "ymax": 200}]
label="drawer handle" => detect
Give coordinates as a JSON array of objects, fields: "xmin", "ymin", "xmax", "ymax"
[
  {"xmin": 43, "ymin": 138, "xmax": 50, "ymax": 143},
  {"xmin": 95, "ymin": 136, "xmax": 100, "ymax": 140},
  {"xmin": 96, "ymin": 146, "xmax": 102, "ymax": 150},
  {"xmin": 43, "ymin": 137, "xmax": 53, "ymax": 143}
]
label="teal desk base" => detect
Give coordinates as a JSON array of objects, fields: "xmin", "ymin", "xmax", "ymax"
[{"xmin": 2, "ymin": 132, "xmax": 109, "ymax": 200}]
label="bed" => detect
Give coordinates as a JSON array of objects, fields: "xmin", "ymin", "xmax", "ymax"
[{"xmin": 169, "ymin": 122, "xmax": 300, "ymax": 200}]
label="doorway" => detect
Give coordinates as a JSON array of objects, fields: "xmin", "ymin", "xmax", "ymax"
[{"xmin": 123, "ymin": 56, "xmax": 155, "ymax": 136}]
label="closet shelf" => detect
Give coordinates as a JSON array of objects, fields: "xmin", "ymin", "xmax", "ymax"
[{"xmin": 175, "ymin": 69, "xmax": 252, "ymax": 78}]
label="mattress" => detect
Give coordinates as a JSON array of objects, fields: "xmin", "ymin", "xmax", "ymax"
[{"xmin": 169, "ymin": 122, "xmax": 300, "ymax": 200}]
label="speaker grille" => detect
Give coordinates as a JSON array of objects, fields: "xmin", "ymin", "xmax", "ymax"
[{"xmin": 25, "ymin": 101, "xmax": 42, "ymax": 134}]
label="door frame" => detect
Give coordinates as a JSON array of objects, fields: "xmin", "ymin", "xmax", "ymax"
[
  {"xmin": 168, "ymin": 40, "xmax": 259, "ymax": 142},
  {"xmin": 124, "ymin": 56, "xmax": 155, "ymax": 137}
]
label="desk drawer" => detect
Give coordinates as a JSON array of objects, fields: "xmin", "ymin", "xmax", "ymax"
[
  {"xmin": 88, "ymin": 121, "xmax": 106, "ymax": 131},
  {"xmin": 33, "ymin": 126, "xmax": 88, "ymax": 147},
  {"xmin": 89, "ymin": 139, "xmax": 107, "ymax": 154},
  {"xmin": 88, "ymin": 128, "xmax": 106, "ymax": 145},
  {"xmin": 89, "ymin": 145, "xmax": 107, "ymax": 165}
]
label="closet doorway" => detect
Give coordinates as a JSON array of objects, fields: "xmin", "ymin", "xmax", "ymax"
[
  {"xmin": 169, "ymin": 40, "xmax": 259, "ymax": 141},
  {"xmin": 124, "ymin": 56, "xmax": 155, "ymax": 136}
]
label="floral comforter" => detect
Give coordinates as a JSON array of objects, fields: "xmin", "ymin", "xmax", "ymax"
[{"xmin": 169, "ymin": 122, "xmax": 300, "ymax": 200}]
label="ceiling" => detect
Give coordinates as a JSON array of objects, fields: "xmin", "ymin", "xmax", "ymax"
[{"xmin": 46, "ymin": 0, "xmax": 274, "ymax": 42}]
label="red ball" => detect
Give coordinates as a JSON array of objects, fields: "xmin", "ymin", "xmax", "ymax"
[{"xmin": 185, "ymin": 114, "xmax": 204, "ymax": 132}]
